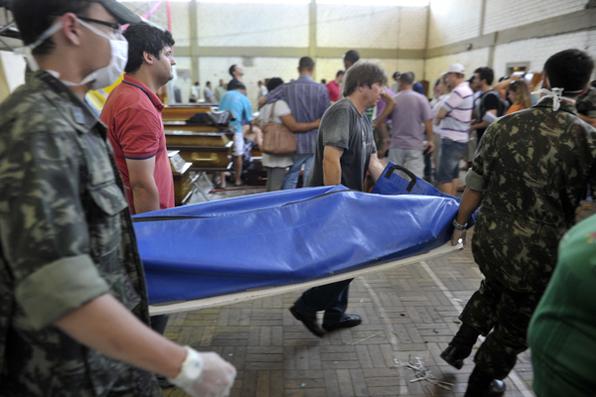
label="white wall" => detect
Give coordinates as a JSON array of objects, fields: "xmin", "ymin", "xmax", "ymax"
[
  {"xmin": 170, "ymin": 2, "xmax": 191, "ymax": 47},
  {"xmin": 316, "ymin": 58, "xmax": 424, "ymax": 85},
  {"xmin": 0, "ymin": 51, "xmax": 26, "ymax": 93},
  {"xmin": 425, "ymin": 0, "xmax": 594, "ymax": 83},
  {"xmin": 484, "ymin": 0, "xmax": 588, "ymax": 34},
  {"xmin": 199, "ymin": 57, "xmax": 301, "ymax": 107},
  {"xmin": 428, "ymin": 0, "xmax": 481, "ymax": 47},
  {"xmin": 197, "ymin": 3, "xmax": 309, "ymax": 47},
  {"xmin": 424, "ymin": 47, "xmax": 489, "ymax": 83},
  {"xmin": 316, "ymin": 5, "xmax": 428, "ymax": 49},
  {"xmin": 493, "ymin": 30, "xmax": 596, "ymax": 76}
]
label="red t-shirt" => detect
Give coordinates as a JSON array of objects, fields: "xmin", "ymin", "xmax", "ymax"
[
  {"xmin": 100, "ymin": 75, "xmax": 174, "ymax": 213},
  {"xmin": 326, "ymin": 80, "xmax": 341, "ymax": 102}
]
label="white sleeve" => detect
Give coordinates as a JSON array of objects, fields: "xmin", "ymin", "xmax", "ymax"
[{"xmin": 274, "ymin": 100, "xmax": 292, "ymax": 118}]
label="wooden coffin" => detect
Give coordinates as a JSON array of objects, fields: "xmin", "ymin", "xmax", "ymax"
[
  {"xmin": 168, "ymin": 150, "xmax": 196, "ymax": 205},
  {"xmin": 162, "ymin": 104, "xmax": 214, "ymax": 122},
  {"xmin": 164, "ymin": 122, "xmax": 223, "ymax": 133},
  {"xmin": 165, "ymin": 131, "xmax": 232, "ymax": 171}
]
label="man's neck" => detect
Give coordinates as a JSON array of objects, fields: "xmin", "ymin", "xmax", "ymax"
[
  {"xmin": 481, "ymin": 84, "xmax": 491, "ymax": 93},
  {"xmin": 128, "ymin": 69, "xmax": 161, "ymax": 93},
  {"xmin": 299, "ymin": 72, "xmax": 311, "ymax": 79},
  {"xmin": 37, "ymin": 56, "xmax": 88, "ymax": 100},
  {"xmin": 347, "ymin": 94, "xmax": 368, "ymax": 114}
]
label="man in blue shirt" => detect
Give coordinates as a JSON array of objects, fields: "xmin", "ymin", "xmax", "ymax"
[{"xmin": 220, "ymin": 80, "xmax": 253, "ymax": 186}]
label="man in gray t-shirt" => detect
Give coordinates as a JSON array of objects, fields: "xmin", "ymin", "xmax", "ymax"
[
  {"xmin": 309, "ymin": 98, "xmax": 376, "ymax": 191},
  {"xmin": 388, "ymin": 72, "xmax": 434, "ymax": 178},
  {"xmin": 290, "ymin": 62, "xmax": 387, "ymax": 337}
]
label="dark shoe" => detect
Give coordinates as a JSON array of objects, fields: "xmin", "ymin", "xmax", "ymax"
[
  {"xmin": 441, "ymin": 323, "xmax": 479, "ymax": 369},
  {"xmin": 440, "ymin": 343, "xmax": 472, "ymax": 370},
  {"xmin": 322, "ymin": 313, "xmax": 362, "ymax": 332},
  {"xmin": 464, "ymin": 367, "xmax": 506, "ymax": 397},
  {"xmin": 289, "ymin": 306, "xmax": 325, "ymax": 337},
  {"xmin": 157, "ymin": 375, "xmax": 174, "ymax": 389}
]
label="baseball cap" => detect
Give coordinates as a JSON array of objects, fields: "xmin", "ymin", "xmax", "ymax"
[
  {"xmin": 447, "ymin": 63, "xmax": 465, "ymax": 75},
  {"xmin": 96, "ymin": 0, "xmax": 142, "ymax": 24}
]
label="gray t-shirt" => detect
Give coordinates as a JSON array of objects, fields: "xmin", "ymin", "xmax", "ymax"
[
  {"xmin": 309, "ymin": 98, "xmax": 376, "ymax": 191},
  {"xmin": 389, "ymin": 90, "xmax": 432, "ymax": 150}
]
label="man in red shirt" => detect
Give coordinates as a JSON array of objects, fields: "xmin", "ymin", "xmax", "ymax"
[
  {"xmin": 101, "ymin": 23, "xmax": 175, "ymax": 214},
  {"xmin": 101, "ymin": 23, "xmax": 176, "ymax": 343},
  {"xmin": 326, "ymin": 70, "xmax": 344, "ymax": 102}
]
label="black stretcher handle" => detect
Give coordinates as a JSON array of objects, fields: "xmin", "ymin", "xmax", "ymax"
[{"xmin": 383, "ymin": 164, "xmax": 417, "ymax": 193}]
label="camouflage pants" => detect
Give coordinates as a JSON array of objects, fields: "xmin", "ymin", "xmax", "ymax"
[{"xmin": 459, "ymin": 277, "xmax": 542, "ymax": 379}]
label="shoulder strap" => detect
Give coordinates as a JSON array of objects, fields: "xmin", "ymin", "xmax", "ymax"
[{"xmin": 268, "ymin": 101, "xmax": 277, "ymax": 124}]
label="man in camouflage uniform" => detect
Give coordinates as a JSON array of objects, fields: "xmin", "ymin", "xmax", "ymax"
[
  {"xmin": 0, "ymin": 1, "xmax": 235, "ymax": 396},
  {"xmin": 440, "ymin": 49, "xmax": 595, "ymax": 396}
]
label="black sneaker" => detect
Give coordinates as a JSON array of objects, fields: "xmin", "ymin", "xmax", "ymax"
[{"xmin": 440, "ymin": 343, "xmax": 472, "ymax": 369}]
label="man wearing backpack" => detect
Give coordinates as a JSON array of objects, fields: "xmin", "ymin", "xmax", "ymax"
[{"xmin": 470, "ymin": 67, "xmax": 505, "ymax": 143}]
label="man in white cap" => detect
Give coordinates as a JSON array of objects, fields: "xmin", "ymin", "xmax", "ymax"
[{"xmin": 435, "ymin": 63, "xmax": 474, "ymax": 195}]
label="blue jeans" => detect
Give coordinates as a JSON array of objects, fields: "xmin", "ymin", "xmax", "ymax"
[
  {"xmin": 282, "ymin": 153, "xmax": 315, "ymax": 189},
  {"xmin": 437, "ymin": 138, "xmax": 467, "ymax": 183}
]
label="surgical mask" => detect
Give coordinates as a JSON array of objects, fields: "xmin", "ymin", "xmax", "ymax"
[{"xmin": 15, "ymin": 18, "xmax": 128, "ymax": 90}]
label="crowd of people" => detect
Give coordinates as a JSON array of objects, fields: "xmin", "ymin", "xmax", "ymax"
[{"xmin": 0, "ymin": 1, "xmax": 594, "ymax": 397}]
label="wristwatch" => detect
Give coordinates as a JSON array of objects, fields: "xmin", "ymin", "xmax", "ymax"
[
  {"xmin": 169, "ymin": 346, "xmax": 204, "ymax": 388},
  {"xmin": 452, "ymin": 219, "xmax": 468, "ymax": 231}
]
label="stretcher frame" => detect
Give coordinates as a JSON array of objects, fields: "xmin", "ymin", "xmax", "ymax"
[{"xmin": 149, "ymin": 242, "xmax": 463, "ymax": 316}]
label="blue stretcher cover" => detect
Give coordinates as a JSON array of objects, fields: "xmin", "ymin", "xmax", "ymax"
[{"xmin": 134, "ymin": 175, "xmax": 460, "ymax": 305}]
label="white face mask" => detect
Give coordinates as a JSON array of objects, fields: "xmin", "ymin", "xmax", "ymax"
[{"xmin": 15, "ymin": 18, "xmax": 128, "ymax": 90}]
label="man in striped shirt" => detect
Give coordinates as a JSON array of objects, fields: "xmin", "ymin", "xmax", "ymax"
[
  {"xmin": 435, "ymin": 63, "xmax": 474, "ymax": 195},
  {"xmin": 264, "ymin": 57, "xmax": 330, "ymax": 189}
]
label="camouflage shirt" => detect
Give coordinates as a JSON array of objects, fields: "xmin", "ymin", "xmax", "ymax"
[
  {"xmin": 0, "ymin": 72, "xmax": 161, "ymax": 396},
  {"xmin": 466, "ymin": 97, "xmax": 596, "ymax": 292}
]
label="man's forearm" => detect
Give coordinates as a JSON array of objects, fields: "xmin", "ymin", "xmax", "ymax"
[
  {"xmin": 375, "ymin": 97, "xmax": 394, "ymax": 126},
  {"xmin": 436, "ymin": 107, "xmax": 448, "ymax": 121},
  {"xmin": 456, "ymin": 187, "xmax": 482, "ymax": 224},
  {"xmin": 471, "ymin": 120, "xmax": 489, "ymax": 130},
  {"xmin": 323, "ymin": 158, "xmax": 341, "ymax": 185},
  {"xmin": 55, "ymin": 294, "xmax": 186, "ymax": 379},
  {"xmin": 368, "ymin": 155, "xmax": 384, "ymax": 182},
  {"xmin": 132, "ymin": 184, "xmax": 160, "ymax": 214},
  {"xmin": 425, "ymin": 120, "xmax": 433, "ymax": 142}
]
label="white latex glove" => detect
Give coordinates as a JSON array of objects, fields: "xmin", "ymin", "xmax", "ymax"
[{"xmin": 170, "ymin": 348, "xmax": 237, "ymax": 397}]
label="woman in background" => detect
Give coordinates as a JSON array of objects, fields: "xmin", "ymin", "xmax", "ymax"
[
  {"xmin": 506, "ymin": 79, "xmax": 532, "ymax": 114},
  {"xmin": 258, "ymin": 78, "xmax": 320, "ymax": 191}
]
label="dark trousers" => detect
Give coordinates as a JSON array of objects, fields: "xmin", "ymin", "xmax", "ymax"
[
  {"xmin": 459, "ymin": 278, "xmax": 542, "ymax": 379},
  {"xmin": 293, "ymin": 278, "xmax": 352, "ymax": 323},
  {"xmin": 150, "ymin": 314, "xmax": 169, "ymax": 334}
]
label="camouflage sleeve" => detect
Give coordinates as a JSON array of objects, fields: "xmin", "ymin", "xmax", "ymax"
[
  {"xmin": 590, "ymin": 127, "xmax": 596, "ymax": 195},
  {"xmin": 465, "ymin": 122, "xmax": 500, "ymax": 191},
  {"xmin": 0, "ymin": 128, "xmax": 110, "ymax": 330},
  {"xmin": 566, "ymin": 119, "xmax": 596, "ymax": 197}
]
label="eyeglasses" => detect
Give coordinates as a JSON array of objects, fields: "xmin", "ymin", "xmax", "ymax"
[{"xmin": 76, "ymin": 16, "xmax": 123, "ymax": 36}]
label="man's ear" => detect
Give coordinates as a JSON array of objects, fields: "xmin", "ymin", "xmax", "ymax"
[
  {"xmin": 61, "ymin": 13, "xmax": 83, "ymax": 46},
  {"xmin": 143, "ymin": 51, "xmax": 154, "ymax": 65}
]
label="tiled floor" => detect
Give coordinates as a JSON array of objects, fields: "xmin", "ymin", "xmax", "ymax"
[{"xmin": 162, "ymin": 184, "xmax": 537, "ymax": 397}]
